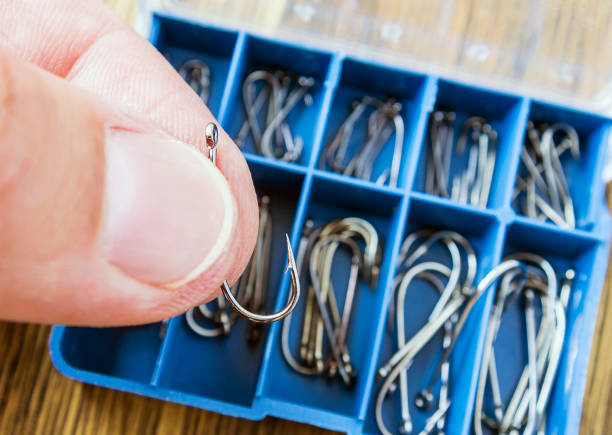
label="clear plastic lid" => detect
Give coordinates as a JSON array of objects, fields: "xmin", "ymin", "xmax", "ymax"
[{"xmin": 137, "ymin": 0, "xmax": 612, "ymax": 116}]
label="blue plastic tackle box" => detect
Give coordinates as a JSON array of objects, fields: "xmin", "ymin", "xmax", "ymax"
[{"xmin": 49, "ymin": 12, "xmax": 612, "ymax": 435}]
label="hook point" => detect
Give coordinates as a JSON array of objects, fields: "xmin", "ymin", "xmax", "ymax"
[{"xmin": 285, "ymin": 234, "xmax": 296, "ymax": 273}]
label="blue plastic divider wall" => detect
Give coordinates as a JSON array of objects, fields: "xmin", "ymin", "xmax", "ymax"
[{"xmin": 48, "ymin": 13, "xmax": 612, "ymax": 435}]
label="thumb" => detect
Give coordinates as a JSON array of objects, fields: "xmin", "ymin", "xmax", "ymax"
[{"xmin": 0, "ymin": 50, "xmax": 248, "ymax": 325}]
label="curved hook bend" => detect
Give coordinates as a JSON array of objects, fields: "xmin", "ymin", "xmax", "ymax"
[{"xmin": 220, "ymin": 234, "xmax": 300, "ymax": 323}]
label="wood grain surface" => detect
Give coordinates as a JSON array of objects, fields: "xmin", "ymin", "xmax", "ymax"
[{"xmin": 1, "ymin": 1, "xmax": 611, "ymax": 434}]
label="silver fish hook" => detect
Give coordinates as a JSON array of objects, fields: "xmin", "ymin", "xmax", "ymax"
[{"xmin": 205, "ymin": 122, "xmax": 301, "ymax": 324}]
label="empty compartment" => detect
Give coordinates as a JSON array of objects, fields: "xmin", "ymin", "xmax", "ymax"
[
  {"xmin": 151, "ymin": 14, "xmax": 238, "ymax": 116},
  {"xmin": 223, "ymin": 35, "xmax": 332, "ymax": 166},
  {"xmin": 154, "ymin": 164, "xmax": 304, "ymax": 407},
  {"xmin": 512, "ymin": 102, "xmax": 610, "ymax": 231},
  {"xmin": 471, "ymin": 221, "xmax": 601, "ymax": 434},
  {"xmin": 413, "ymin": 80, "xmax": 527, "ymax": 210},
  {"xmin": 364, "ymin": 196, "xmax": 503, "ymax": 435},
  {"xmin": 317, "ymin": 58, "xmax": 431, "ymax": 189},
  {"xmin": 58, "ymin": 323, "xmax": 162, "ymax": 383},
  {"xmin": 259, "ymin": 176, "xmax": 404, "ymax": 420}
]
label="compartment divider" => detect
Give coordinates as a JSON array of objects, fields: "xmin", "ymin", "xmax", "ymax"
[
  {"xmin": 243, "ymin": 152, "xmax": 308, "ymax": 174},
  {"xmin": 402, "ymin": 76, "xmax": 438, "ymax": 192},
  {"xmin": 410, "ymin": 190, "xmax": 503, "ymax": 218},
  {"xmin": 584, "ymin": 122, "xmax": 612, "ymax": 228},
  {"xmin": 512, "ymin": 213, "xmax": 605, "ymax": 243},
  {"xmin": 218, "ymin": 31, "xmax": 247, "ymax": 128},
  {"xmin": 312, "ymin": 168, "xmax": 404, "ymax": 195},
  {"xmin": 150, "ymin": 316, "xmax": 182, "ymax": 386},
  {"xmin": 147, "ymin": 14, "xmax": 162, "ymax": 45},
  {"xmin": 306, "ymin": 53, "xmax": 344, "ymax": 170},
  {"xmin": 257, "ymin": 396, "xmax": 363, "ymax": 434},
  {"xmin": 355, "ymin": 192, "xmax": 412, "ymax": 421},
  {"xmin": 499, "ymin": 97, "xmax": 531, "ymax": 214}
]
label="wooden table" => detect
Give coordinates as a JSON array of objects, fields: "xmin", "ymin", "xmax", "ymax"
[{"xmin": 1, "ymin": 1, "xmax": 611, "ymax": 433}]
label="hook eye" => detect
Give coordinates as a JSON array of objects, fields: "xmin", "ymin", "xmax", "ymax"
[{"xmin": 220, "ymin": 234, "xmax": 301, "ymax": 324}]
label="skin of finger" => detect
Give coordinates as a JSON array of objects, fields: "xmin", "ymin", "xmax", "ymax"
[
  {"xmin": 0, "ymin": 48, "xmax": 248, "ymax": 325},
  {"xmin": 0, "ymin": 1, "xmax": 259, "ymax": 314},
  {"xmin": 62, "ymin": 29, "xmax": 260, "ymax": 294}
]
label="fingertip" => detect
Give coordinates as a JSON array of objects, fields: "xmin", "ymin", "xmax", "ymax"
[{"xmin": 103, "ymin": 129, "xmax": 238, "ymax": 288}]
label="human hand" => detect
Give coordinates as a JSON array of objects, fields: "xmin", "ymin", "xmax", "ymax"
[{"xmin": 0, "ymin": 0, "xmax": 259, "ymax": 325}]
